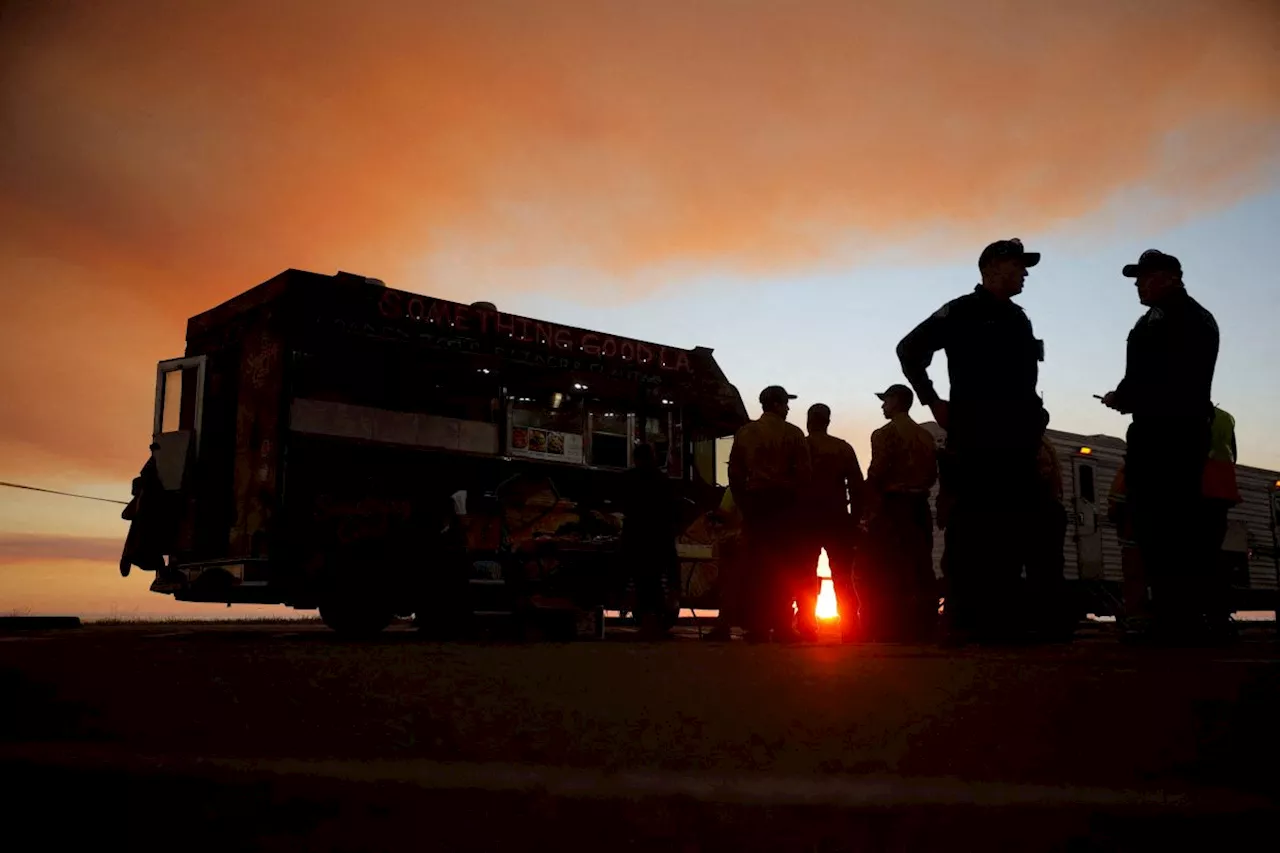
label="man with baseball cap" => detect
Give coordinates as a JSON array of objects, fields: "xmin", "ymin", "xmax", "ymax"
[
  {"xmin": 1102, "ymin": 249, "xmax": 1220, "ymax": 643},
  {"xmin": 896, "ymin": 238, "xmax": 1049, "ymax": 644},
  {"xmin": 857, "ymin": 384, "xmax": 939, "ymax": 642},
  {"xmin": 799, "ymin": 402, "xmax": 865, "ymax": 642},
  {"xmin": 727, "ymin": 385, "xmax": 812, "ymax": 642}
]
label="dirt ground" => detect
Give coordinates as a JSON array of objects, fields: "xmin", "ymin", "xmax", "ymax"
[{"xmin": 1, "ymin": 622, "xmax": 1277, "ymax": 851}]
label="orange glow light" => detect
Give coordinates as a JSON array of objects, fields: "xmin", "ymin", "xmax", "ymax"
[
  {"xmin": 815, "ymin": 548, "xmax": 839, "ymax": 620},
  {"xmin": 1079, "ymin": 447, "xmax": 1093, "ymax": 455}
]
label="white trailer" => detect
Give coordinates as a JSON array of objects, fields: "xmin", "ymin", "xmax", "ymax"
[{"xmin": 921, "ymin": 423, "xmax": 1280, "ymax": 614}]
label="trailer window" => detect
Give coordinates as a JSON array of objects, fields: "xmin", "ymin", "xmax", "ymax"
[
  {"xmin": 1079, "ymin": 464, "xmax": 1096, "ymax": 504},
  {"xmin": 588, "ymin": 409, "xmax": 629, "ymax": 468}
]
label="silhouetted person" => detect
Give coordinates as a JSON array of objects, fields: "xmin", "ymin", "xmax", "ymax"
[
  {"xmin": 1102, "ymin": 249, "xmax": 1219, "ymax": 643},
  {"xmin": 800, "ymin": 403, "xmax": 865, "ymax": 642},
  {"xmin": 120, "ymin": 442, "xmax": 170, "ymax": 577},
  {"xmin": 1201, "ymin": 405, "xmax": 1243, "ymax": 640},
  {"xmin": 620, "ymin": 443, "xmax": 682, "ymax": 639},
  {"xmin": 897, "ymin": 238, "xmax": 1048, "ymax": 644},
  {"xmin": 616, "ymin": 440, "xmax": 680, "ymax": 635},
  {"xmin": 414, "ymin": 491, "xmax": 473, "ymax": 640},
  {"xmin": 728, "ymin": 386, "xmax": 812, "ymax": 643},
  {"xmin": 1026, "ymin": 409, "xmax": 1072, "ymax": 641},
  {"xmin": 702, "ymin": 486, "xmax": 744, "ymax": 642},
  {"xmin": 859, "ymin": 385, "xmax": 938, "ymax": 642},
  {"xmin": 1106, "ymin": 464, "xmax": 1149, "ymax": 629}
]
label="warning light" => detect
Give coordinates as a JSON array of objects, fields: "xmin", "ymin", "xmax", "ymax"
[
  {"xmin": 1079, "ymin": 447, "xmax": 1094, "ymax": 456},
  {"xmin": 1274, "ymin": 480, "xmax": 1280, "ymax": 489}
]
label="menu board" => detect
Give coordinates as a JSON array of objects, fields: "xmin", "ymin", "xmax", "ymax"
[{"xmin": 511, "ymin": 426, "xmax": 584, "ymax": 464}]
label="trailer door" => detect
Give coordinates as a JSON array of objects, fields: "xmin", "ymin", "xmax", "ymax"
[
  {"xmin": 152, "ymin": 355, "xmax": 207, "ymax": 490},
  {"xmin": 1073, "ymin": 453, "xmax": 1104, "ymax": 581}
]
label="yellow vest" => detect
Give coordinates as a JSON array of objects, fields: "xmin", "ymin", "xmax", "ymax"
[
  {"xmin": 1111, "ymin": 407, "xmax": 1242, "ymax": 506},
  {"xmin": 1207, "ymin": 407, "xmax": 1236, "ymax": 463},
  {"xmin": 720, "ymin": 487, "xmax": 736, "ymax": 513},
  {"xmin": 1203, "ymin": 407, "xmax": 1242, "ymax": 504}
]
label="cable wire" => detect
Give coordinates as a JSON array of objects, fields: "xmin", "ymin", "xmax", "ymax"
[{"xmin": 0, "ymin": 480, "xmax": 128, "ymax": 506}]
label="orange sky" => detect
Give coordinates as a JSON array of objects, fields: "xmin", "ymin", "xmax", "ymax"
[{"xmin": 2, "ymin": 0, "xmax": 1278, "ymax": 614}]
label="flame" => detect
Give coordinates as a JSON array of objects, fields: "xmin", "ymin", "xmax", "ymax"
[{"xmin": 815, "ymin": 548, "xmax": 839, "ymax": 620}]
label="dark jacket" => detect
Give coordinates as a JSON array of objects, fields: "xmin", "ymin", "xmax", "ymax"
[
  {"xmin": 620, "ymin": 466, "xmax": 680, "ymax": 553},
  {"xmin": 897, "ymin": 285, "xmax": 1044, "ymax": 444},
  {"xmin": 1111, "ymin": 289, "xmax": 1218, "ymax": 424}
]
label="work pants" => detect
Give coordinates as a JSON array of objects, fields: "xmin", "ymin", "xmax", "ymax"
[
  {"xmin": 711, "ymin": 533, "xmax": 744, "ymax": 631},
  {"xmin": 1126, "ymin": 417, "xmax": 1211, "ymax": 635},
  {"xmin": 1200, "ymin": 499, "xmax": 1233, "ymax": 628},
  {"xmin": 857, "ymin": 493, "xmax": 936, "ymax": 642},
  {"xmin": 1119, "ymin": 542, "xmax": 1148, "ymax": 622},
  {"xmin": 941, "ymin": 443, "xmax": 1039, "ymax": 640},
  {"xmin": 624, "ymin": 539, "xmax": 680, "ymax": 626},
  {"xmin": 415, "ymin": 542, "xmax": 473, "ymax": 639},
  {"xmin": 1025, "ymin": 499, "xmax": 1071, "ymax": 637},
  {"xmin": 738, "ymin": 489, "xmax": 801, "ymax": 640},
  {"xmin": 798, "ymin": 511, "xmax": 859, "ymax": 638}
]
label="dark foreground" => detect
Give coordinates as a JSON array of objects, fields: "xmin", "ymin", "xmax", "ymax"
[{"xmin": 2, "ymin": 622, "xmax": 1277, "ymax": 852}]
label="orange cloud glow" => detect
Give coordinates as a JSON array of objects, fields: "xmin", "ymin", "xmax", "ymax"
[{"xmin": 1, "ymin": 0, "xmax": 1278, "ymax": 481}]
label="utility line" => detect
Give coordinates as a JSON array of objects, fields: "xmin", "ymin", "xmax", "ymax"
[{"xmin": 0, "ymin": 480, "xmax": 128, "ymax": 506}]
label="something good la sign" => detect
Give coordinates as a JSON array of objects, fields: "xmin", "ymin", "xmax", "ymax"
[{"xmin": 377, "ymin": 290, "xmax": 694, "ymax": 374}]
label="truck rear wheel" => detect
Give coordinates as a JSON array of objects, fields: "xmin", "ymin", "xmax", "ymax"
[{"xmin": 319, "ymin": 599, "xmax": 393, "ymax": 638}]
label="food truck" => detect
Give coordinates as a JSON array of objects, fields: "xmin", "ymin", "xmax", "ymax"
[{"xmin": 122, "ymin": 269, "xmax": 748, "ymax": 636}]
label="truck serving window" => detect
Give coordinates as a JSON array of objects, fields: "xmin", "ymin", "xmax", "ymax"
[
  {"xmin": 641, "ymin": 412, "xmax": 672, "ymax": 469},
  {"xmin": 588, "ymin": 408, "xmax": 629, "ymax": 468},
  {"xmin": 509, "ymin": 393, "xmax": 586, "ymax": 464}
]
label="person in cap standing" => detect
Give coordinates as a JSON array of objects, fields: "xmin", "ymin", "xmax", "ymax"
[
  {"xmin": 727, "ymin": 386, "xmax": 813, "ymax": 643},
  {"xmin": 858, "ymin": 384, "xmax": 939, "ymax": 642},
  {"xmin": 896, "ymin": 238, "xmax": 1049, "ymax": 644},
  {"xmin": 1101, "ymin": 249, "xmax": 1220, "ymax": 643},
  {"xmin": 799, "ymin": 403, "xmax": 865, "ymax": 642}
]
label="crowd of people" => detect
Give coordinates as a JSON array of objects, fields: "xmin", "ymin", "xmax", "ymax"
[{"xmin": 682, "ymin": 239, "xmax": 1235, "ymax": 647}]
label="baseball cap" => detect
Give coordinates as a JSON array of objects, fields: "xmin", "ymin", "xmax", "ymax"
[
  {"xmin": 979, "ymin": 238, "xmax": 1040, "ymax": 269},
  {"xmin": 759, "ymin": 385, "xmax": 798, "ymax": 406},
  {"xmin": 1122, "ymin": 249, "xmax": 1182, "ymax": 278},
  {"xmin": 875, "ymin": 383, "xmax": 915, "ymax": 408}
]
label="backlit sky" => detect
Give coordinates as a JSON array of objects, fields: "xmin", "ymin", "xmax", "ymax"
[{"xmin": 2, "ymin": 0, "xmax": 1278, "ymax": 617}]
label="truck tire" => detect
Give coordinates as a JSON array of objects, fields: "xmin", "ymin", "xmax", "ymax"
[{"xmin": 319, "ymin": 599, "xmax": 393, "ymax": 638}]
